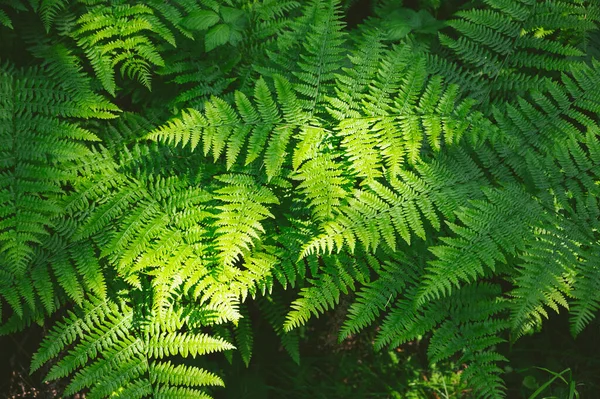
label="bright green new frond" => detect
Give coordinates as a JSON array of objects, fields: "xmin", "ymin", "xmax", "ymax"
[
  {"xmin": 332, "ymin": 44, "xmax": 489, "ymax": 180},
  {"xmin": 148, "ymin": 330, "xmax": 235, "ymax": 358},
  {"xmin": 63, "ymin": 146, "xmax": 215, "ymax": 313},
  {"xmin": 99, "ymin": 175, "xmax": 211, "ymax": 267},
  {"xmin": 292, "ymin": 153, "xmax": 349, "ymax": 221},
  {"xmin": 34, "ymin": 299, "xmax": 231, "ymax": 398},
  {"xmin": 302, "ymin": 169, "xmax": 445, "ymax": 256},
  {"xmin": 222, "ymin": 250, "xmax": 278, "ymax": 301},
  {"xmin": 146, "ymin": 107, "xmax": 206, "ymax": 150},
  {"xmin": 148, "ymin": 75, "xmax": 310, "ymax": 179},
  {"xmin": 213, "ymin": 173, "xmax": 279, "ymax": 267}
]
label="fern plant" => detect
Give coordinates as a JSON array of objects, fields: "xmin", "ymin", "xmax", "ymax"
[
  {"xmin": 1, "ymin": 0, "xmax": 600, "ymax": 398},
  {"xmin": 31, "ymin": 297, "xmax": 233, "ymax": 398}
]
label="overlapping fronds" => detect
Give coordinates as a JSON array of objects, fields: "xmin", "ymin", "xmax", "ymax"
[
  {"xmin": 0, "ymin": 62, "xmax": 115, "ymax": 319},
  {"xmin": 430, "ymin": 0, "xmax": 600, "ymax": 101},
  {"xmin": 2, "ymin": 1, "xmax": 600, "ymax": 398},
  {"xmin": 31, "ymin": 298, "xmax": 232, "ymax": 399}
]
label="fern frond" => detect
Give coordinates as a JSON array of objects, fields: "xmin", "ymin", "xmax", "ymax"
[
  {"xmin": 570, "ymin": 243, "xmax": 600, "ymax": 336},
  {"xmin": 213, "ymin": 173, "xmax": 279, "ymax": 267},
  {"xmin": 71, "ymin": 3, "xmax": 171, "ymax": 94},
  {"xmin": 148, "ymin": 75, "xmax": 310, "ymax": 180},
  {"xmin": 0, "ymin": 62, "xmax": 113, "ymax": 317},
  {"xmin": 31, "ymin": 296, "xmax": 115, "ymax": 373},
  {"xmin": 292, "ymin": 152, "xmax": 349, "ymax": 221},
  {"xmin": 33, "ymin": 299, "xmax": 232, "ymax": 398},
  {"xmin": 302, "ymin": 168, "xmax": 450, "ymax": 256},
  {"xmin": 260, "ymin": 0, "xmax": 345, "ymax": 109},
  {"xmin": 433, "ymin": 0, "xmax": 599, "ymax": 101},
  {"xmin": 0, "ymin": 8, "xmax": 13, "ymax": 29},
  {"xmin": 339, "ymin": 253, "xmax": 420, "ymax": 340},
  {"xmin": 284, "ymin": 248, "xmax": 378, "ymax": 332},
  {"xmin": 374, "ymin": 292, "xmax": 446, "ymax": 350},
  {"xmin": 427, "ymin": 284, "xmax": 509, "ymax": 399},
  {"xmin": 234, "ymin": 304, "xmax": 253, "ymax": 366},
  {"xmin": 418, "ymin": 185, "xmax": 541, "ymax": 304},
  {"xmin": 331, "ymin": 44, "xmax": 490, "ymax": 180},
  {"xmin": 508, "ymin": 224, "xmax": 575, "ymax": 337}
]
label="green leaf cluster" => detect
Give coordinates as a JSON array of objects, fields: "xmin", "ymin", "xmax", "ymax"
[{"xmin": 1, "ymin": 0, "xmax": 600, "ymax": 398}]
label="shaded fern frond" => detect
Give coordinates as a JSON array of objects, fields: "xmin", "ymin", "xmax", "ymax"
[
  {"xmin": 373, "ymin": 284, "xmax": 509, "ymax": 399},
  {"xmin": 259, "ymin": 0, "xmax": 346, "ymax": 118},
  {"xmin": 508, "ymin": 224, "xmax": 575, "ymax": 338},
  {"xmin": 0, "ymin": 62, "xmax": 112, "ymax": 317},
  {"xmin": 427, "ymin": 284, "xmax": 509, "ymax": 399},
  {"xmin": 431, "ymin": 0, "xmax": 599, "ymax": 101},
  {"xmin": 284, "ymin": 250, "xmax": 371, "ymax": 331},
  {"xmin": 418, "ymin": 185, "xmax": 541, "ymax": 304},
  {"xmin": 339, "ymin": 252, "xmax": 421, "ymax": 341},
  {"xmin": 570, "ymin": 242, "xmax": 600, "ymax": 336},
  {"xmin": 234, "ymin": 303, "xmax": 253, "ymax": 366}
]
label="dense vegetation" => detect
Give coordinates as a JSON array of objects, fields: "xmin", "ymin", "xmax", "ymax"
[{"xmin": 1, "ymin": 0, "xmax": 600, "ymax": 397}]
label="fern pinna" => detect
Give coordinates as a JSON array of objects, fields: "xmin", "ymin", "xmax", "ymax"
[{"xmin": 1, "ymin": 0, "xmax": 600, "ymax": 398}]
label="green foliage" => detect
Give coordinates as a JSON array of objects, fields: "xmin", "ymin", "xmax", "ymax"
[
  {"xmin": 1, "ymin": 0, "xmax": 600, "ymax": 398},
  {"xmin": 31, "ymin": 297, "xmax": 231, "ymax": 398},
  {"xmin": 430, "ymin": 0, "xmax": 600, "ymax": 102},
  {"xmin": 0, "ymin": 61, "xmax": 116, "ymax": 322}
]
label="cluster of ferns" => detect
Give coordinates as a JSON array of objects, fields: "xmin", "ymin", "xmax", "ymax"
[{"xmin": 1, "ymin": 0, "xmax": 600, "ymax": 397}]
